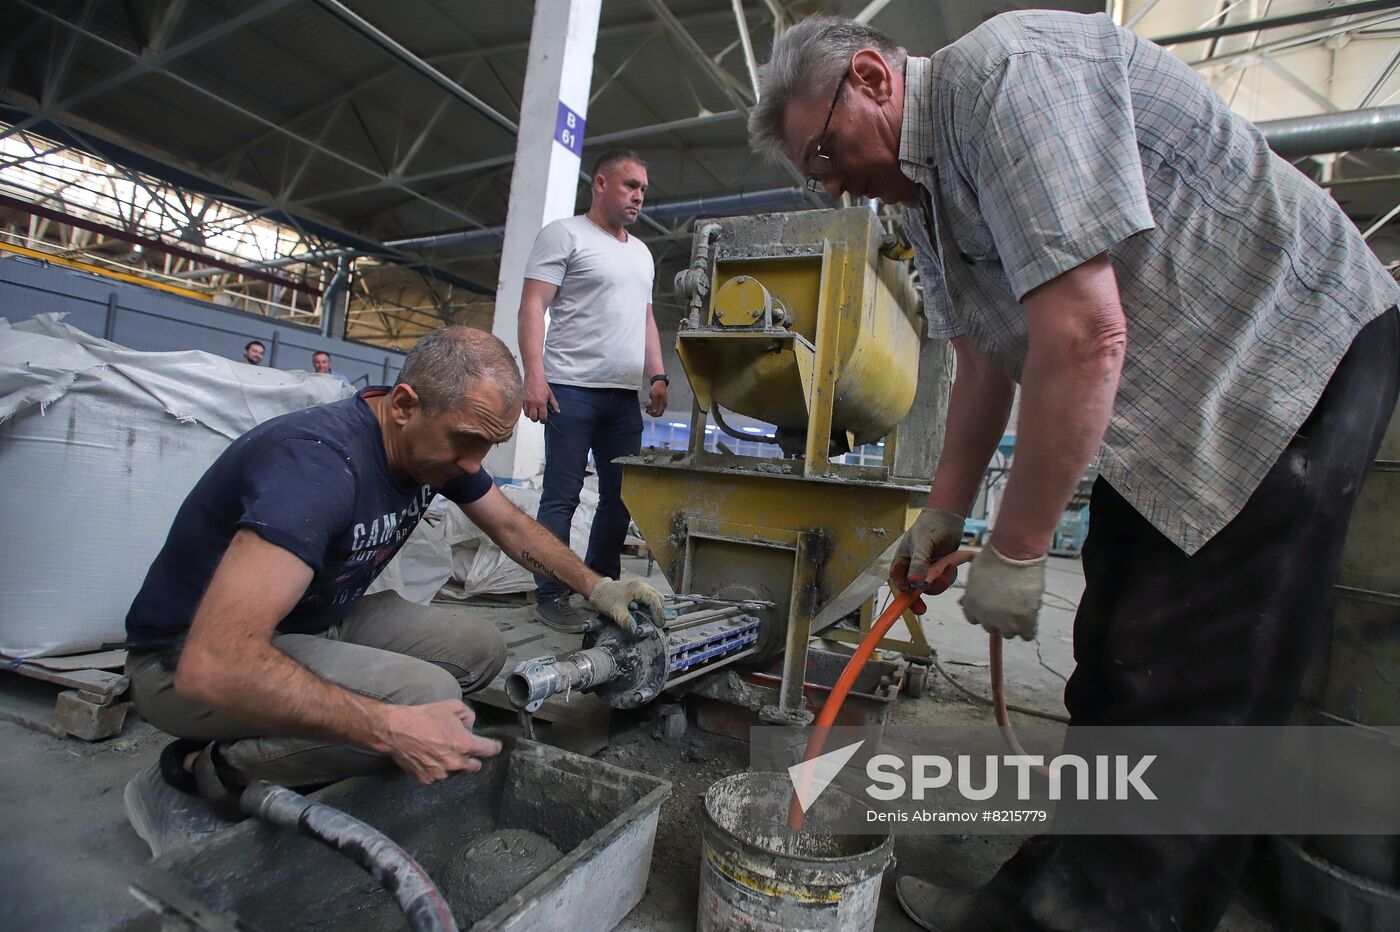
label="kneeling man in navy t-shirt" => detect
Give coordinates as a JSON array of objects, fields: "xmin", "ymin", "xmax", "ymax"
[{"xmin": 121, "ymin": 325, "xmax": 665, "ymax": 856}]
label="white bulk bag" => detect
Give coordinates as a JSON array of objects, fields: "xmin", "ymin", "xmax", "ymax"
[{"xmin": 0, "ymin": 314, "xmax": 352, "ymax": 657}]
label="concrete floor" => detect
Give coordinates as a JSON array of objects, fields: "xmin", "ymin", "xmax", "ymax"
[{"xmin": 0, "ymin": 554, "xmax": 1275, "ymax": 930}]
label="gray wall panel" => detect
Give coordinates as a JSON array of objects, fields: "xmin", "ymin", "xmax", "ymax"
[{"xmin": 0, "ymin": 256, "xmax": 405, "ymax": 386}]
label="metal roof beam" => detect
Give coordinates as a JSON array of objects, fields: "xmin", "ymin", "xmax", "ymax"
[
  {"xmin": 8, "ymin": 5, "xmax": 493, "ymax": 232},
  {"xmin": 393, "ymin": 60, "xmax": 479, "ymax": 176},
  {"xmin": 207, "ymin": 10, "xmax": 743, "ymax": 179},
  {"xmin": 285, "ymin": 111, "xmax": 747, "ymax": 212},
  {"xmin": 0, "ymin": 98, "xmax": 495, "ymax": 294},
  {"xmin": 148, "ymin": 0, "xmax": 189, "ymax": 54},
  {"xmin": 641, "ymin": 0, "xmax": 753, "ymax": 113},
  {"xmin": 1359, "ymin": 46, "xmax": 1400, "ymax": 107},
  {"xmin": 1153, "ymin": 0, "xmax": 1400, "ymax": 46},
  {"xmin": 731, "ymin": 0, "xmax": 761, "ymax": 100},
  {"xmin": 1124, "ymin": 0, "xmax": 1165, "ymax": 31},
  {"xmin": 0, "ymin": 190, "xmax": 320, "ymax": 294},
  {"xmin": 307, "ymin": 0, "xmax": 518, "ymax": 137},
  {"xmin": 1257, "ymin": 54, "xmax": 1340, "ymax": 113},
  {"xmin": 1186, "ymin": 8, "xmax": 1400, "ymax": 67},
  {"xmin": 3, "ymin": 0, "xmax": 295, "ymax": 145}
]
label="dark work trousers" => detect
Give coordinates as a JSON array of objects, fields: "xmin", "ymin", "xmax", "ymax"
[
  {"xmin": 533, "ymin": 382, "xmax": 643, "ymax": 603},
  {"xmin": 965, "ymin": 307, "xmax": 1399, "ymax": 932}
]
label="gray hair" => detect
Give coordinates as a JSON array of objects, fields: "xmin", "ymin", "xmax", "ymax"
[
  {"xmin": 395, "ymin": 325, "xmax": 523, "ymax": 416},
  {"xmin": 748, "ymin": 15, "xmax": 907, "ymax": 166}
]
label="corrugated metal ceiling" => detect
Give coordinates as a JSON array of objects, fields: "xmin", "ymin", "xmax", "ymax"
[{"xmin": 2, "ymin": 0, "xmax": 1393, "ymax": 289}]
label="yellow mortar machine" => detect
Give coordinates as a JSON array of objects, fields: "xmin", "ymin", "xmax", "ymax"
[{"xmin": 507, "ymin": 207, "xmax": 951, "ymax": 725}]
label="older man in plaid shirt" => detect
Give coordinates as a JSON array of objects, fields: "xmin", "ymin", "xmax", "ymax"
[{"xmin": 750, "ymin": 10, "xmax": 1399, "ymax": 932}]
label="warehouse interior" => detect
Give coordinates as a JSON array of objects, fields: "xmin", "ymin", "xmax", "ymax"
[{"xmin": 1, "ymin": 1, "xmax": 1398, "ymax": 930}]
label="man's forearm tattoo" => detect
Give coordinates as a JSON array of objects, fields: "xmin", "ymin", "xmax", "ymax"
[{"xmin": 520, "ymin": 549, "xmax": 557, "ymax": 580}]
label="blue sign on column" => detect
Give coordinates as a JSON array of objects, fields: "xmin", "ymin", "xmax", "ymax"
[{"xmin": 554, "ymin": 102, "xmax": 586, "ymax": 157}]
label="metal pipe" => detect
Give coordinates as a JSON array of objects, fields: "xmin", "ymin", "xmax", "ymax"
[
  {"xmin": 1259, "ymin": 105, "xmax": 1400, "ymax": 157},
  {"xmin": 645, "ymin": 186, "xmax": 810, "ymax": 220},
  {"xmin": 318, "ymin": 255, "xmax": 352, "ymax": 338},
  {"xmin": 385, "ymin": 227, "xmax": 503, "ymax": 250},
  {"xmin": 731, "ymin": 0, "xmax": 761, "ymax": 101},
  {"xmin": 240, "ymin": 782, "xmax": 457, "ymax": 932},
  {"xmin": 309, "ymin": 0, "xmax": 517, "ymax": 137},
  {"xmin": 711, "ymin": 404, "xmax": 781, "ymax": 445},
  {"xmin": 584, "ymin": 110, "xmax": 744, "ymax": 147},
  {"xmin": 1152, "ymin": 0, "xmax": 1400, "ymax": 46},
  {"xmin": 677, "ymin": 221, "xmax": 721, "ymax": 329}
]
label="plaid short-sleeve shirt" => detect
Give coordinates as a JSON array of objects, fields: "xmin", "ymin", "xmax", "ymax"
[{"xmin": 901, "ymin": 11, "xmax": 1400, "ymax": 554}]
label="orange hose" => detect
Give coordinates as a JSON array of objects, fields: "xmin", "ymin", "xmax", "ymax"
[
  {"xmin": 989, "ymin": 634, "xmax": 1050, "ymax": 777},
  {"xmin": 787, "ymin": 550, "xmax": 975, "ymax": 830}
]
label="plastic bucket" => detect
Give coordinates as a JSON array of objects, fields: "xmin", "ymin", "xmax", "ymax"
[{"xmin": 698, "ymin": 771, "xmax": 894, "ymax": 931}]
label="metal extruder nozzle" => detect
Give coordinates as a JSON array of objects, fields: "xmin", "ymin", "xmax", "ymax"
[{"xmin": 505, "ymin": 648, "xmax": 617, "ymax": 713}]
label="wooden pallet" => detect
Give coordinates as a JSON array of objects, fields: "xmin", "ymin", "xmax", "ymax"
[{"xmin": 0, "ymin": 650, "xmax": 130, "ymax": 740}]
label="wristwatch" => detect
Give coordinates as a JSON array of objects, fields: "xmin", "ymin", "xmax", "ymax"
[{"xmin": 650, "ymin": 374, "xmax": 670, "ymax": 386}]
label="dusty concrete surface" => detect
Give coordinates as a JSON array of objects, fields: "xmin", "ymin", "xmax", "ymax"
[{"xmin": 0, "ymin": 554, "xmax": 1274, "ymax": 930}]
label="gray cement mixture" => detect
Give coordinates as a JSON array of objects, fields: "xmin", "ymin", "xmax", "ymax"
[{"xmin": 438, "ymin": 828, "xmax": 562, "ymax": 925}]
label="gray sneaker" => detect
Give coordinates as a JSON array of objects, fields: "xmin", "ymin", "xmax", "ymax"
[
  {"xmin": 533, "ymin": 595, "xmax": 597, "ymax": 633},
  {"xmin": 895, "ymin": 876, "xmax": 975, "ymax": 932},
  {"xmin": 124, "ymin": 762, "xmax": 234, "ymax": 858}
]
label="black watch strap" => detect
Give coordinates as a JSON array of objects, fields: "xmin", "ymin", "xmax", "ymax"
[{"xmin": 650, "ymin": 374, "xmax": 670, "ymax": 386}]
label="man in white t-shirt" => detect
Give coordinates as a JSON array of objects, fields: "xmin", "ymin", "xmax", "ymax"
[{"xmin": 518, "ymin": 148, "xmax": 668, "ymax": 630}]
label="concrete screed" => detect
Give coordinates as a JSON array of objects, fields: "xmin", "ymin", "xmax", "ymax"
[{"xmin": 0, "ymin": 554, "xmax": 1273, "ymax": 931}]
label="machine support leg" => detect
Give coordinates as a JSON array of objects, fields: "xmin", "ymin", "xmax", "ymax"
[{"xmin": 772, "ymin": 534, "xmax": 820, "ymax": 725}]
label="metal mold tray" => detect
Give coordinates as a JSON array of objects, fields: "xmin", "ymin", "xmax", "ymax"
[{"xmin": 131, "ymin": 738, "xmax": 670, "ymax": 931}]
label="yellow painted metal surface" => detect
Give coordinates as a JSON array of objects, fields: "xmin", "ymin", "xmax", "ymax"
[
  {"xmin": 711, "ymin": 275, "xmax": 773, "ymax": 327},
  {"xmin": 622, "ymin": 457, "xmax": 923, "ymax": 650},
  {"xmin": 0, "ymin": 241, "xmax": 213, "ymax": 302},
  {"xmin": 626, "ymin": 208, "xmax": 939, "ymax": 673},
  {"xmin": 677, "ymin": 209, "xmax": 920, "ymax": 448}
]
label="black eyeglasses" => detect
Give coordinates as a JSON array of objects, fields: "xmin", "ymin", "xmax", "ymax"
[{"xmin": 805, "ymin": 74, "xmax": 847, "ymax": 193}]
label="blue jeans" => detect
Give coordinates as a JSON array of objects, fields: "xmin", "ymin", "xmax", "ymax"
[{"xmin": 534, "ymin": 383, "xmax": 643, "ymax": 602}]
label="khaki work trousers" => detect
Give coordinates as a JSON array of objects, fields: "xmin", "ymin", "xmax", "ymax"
[{"xmin": 127, "ymin": 591, "xmax": 507, "ymax": 787}]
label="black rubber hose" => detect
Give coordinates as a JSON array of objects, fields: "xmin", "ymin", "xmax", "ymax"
[
  {"xmin": 710, "ymin": 404, "xmax": 781, "ymax": 444},
  {"xmin": 241, "ymin": 781, "xmax": 457, "ymax": 932}
]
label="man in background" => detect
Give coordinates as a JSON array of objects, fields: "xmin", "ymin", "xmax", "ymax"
[
  {"xmin": 517, "ymin": 148, "xmax": 669, "ymax": 632},
  {"xmin": 313, "ymin": 349, "xmax": 353, "ymax": 387},
  {"xmin": 242, "ymin": 340, "xmax": 264, "ymax": 366}
]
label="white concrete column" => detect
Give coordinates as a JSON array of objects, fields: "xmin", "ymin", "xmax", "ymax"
[{"xmin": 486, "ymin": 0, "xmax": 602, "ymax": 483}]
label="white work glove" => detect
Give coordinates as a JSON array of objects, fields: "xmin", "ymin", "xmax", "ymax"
[
  {"xmin": 962, "ymin": 543, "xmax": 1046, "ymax": 641},
  {"xmin": 587, "ymin": 578, "xmax": 667, "ymax": 635},
  {"xmin": 890, "ymin": 507, "xmax": 966, "ymax": 594}
]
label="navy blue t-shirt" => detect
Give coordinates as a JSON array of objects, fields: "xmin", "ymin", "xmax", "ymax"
[{"xmin": 125, "ymin": 388, "xmax": 493, "ymax": 645}]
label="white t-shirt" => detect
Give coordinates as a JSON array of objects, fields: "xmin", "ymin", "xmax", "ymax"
[{"xmin": 523, "ymin": 215, "xmax": 654, "ymax": 390}]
